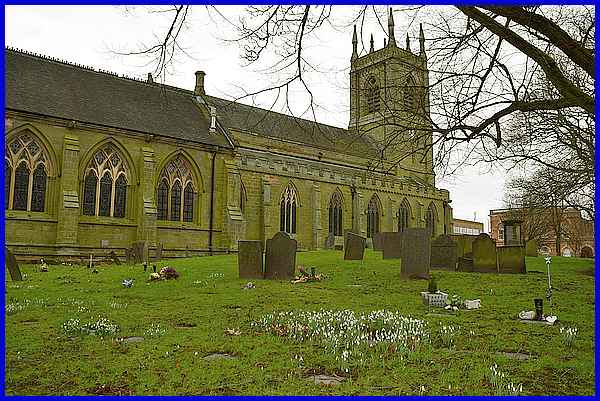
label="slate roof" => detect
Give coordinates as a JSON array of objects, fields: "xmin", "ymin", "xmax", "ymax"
[
  {"xmin": 5, "ymin": 48, "xmax": 232, "ymax": 148},
  {"xmin": 5, "ymin": 48, "xmax": 378, "ymax": 156}
]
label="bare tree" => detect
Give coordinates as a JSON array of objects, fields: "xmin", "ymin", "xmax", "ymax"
[{"xmin": 119, "ymin": 5, "xmax": 594, "ymax": 184}]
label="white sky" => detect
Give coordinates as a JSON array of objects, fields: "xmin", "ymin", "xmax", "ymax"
[{"xmin": 5, "ymin": 5, "xmax": 510, "ymax": 232}]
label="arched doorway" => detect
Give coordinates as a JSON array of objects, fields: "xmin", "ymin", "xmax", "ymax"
[{"xmin": 580, "ymin": 246, "xmax": 594, "ymax": 258}]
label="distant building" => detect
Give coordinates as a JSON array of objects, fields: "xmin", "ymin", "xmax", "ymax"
[
  {"xmin": 452, "ymin": 218, "xmax": 483, "ymax": 236},
  {"xmin": 489, "ymin": 208, "xmax": 594, "ymax": 257}
]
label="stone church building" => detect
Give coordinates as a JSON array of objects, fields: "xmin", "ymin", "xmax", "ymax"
[{"xmin": 5, "ymin": 13, "xmax": 453, "ymax": 260}]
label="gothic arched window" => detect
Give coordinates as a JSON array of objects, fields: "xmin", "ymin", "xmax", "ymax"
[
  {"xmin": 365, "ymin": 75, "xmax": 380, "ymax": 114},
  {"xmin": 82, "ymin": 143, "xmax": 129, "ymax": 218},
  {"xmin": 398, "ymin": 199, "xmax": 410, "ymax": 232},
  {"xmin": 404, "ymin": 75, "xmax": 416, "ymax": 111},
  {"xmin": 280, "ymin": 184, "xmax": 298, "ymax": 234},
  {"xmin": 366, "ymin": 195, "xmax": 380, "ymax": 238},
  {"xmin": 5, "ymin": 133, "xmax": 50, "ymax": 212},
  {"xmin": 426, "ymin": 203, "xmax": 436, "ymax": 238},
  {"xmin": 240, "ymin": 180, "xmax": 247, "ymax": 216},
  {"xmin": 328, "ymin": 190, "xmax": 343, "ymax": 236},
  {"xmin": 156, "ymin": 155, "xmax": 197, "ymax": 223}
]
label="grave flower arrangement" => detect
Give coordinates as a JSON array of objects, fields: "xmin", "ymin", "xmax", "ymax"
[
  {"xmin": 421, "ymin": 276, "xmax": 448, "ymax": 307},
  {"xmin": 159, "ymin": 266, "xmax": 179, "ymax": 280},
  {"xmin": 444, "ymin": 294, "xmax": 462, "ymax": 311},
  {"xmin": 291, "ymin": 265, "xmax": 325, "ymax": 284}
]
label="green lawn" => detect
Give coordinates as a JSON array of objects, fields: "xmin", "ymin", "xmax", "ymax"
[{"xmin": 4, "ymin": 251, "xmax": 595, "ymax": 395}]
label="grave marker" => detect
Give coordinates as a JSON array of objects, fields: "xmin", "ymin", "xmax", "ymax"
[
  {"xmin": 400, "ymin": 228, "xmax": 430, "ymax": 277},
  {"xmin": 344, "ymin": 232, "xmax": 366, "ymax": 260},
  {"xmin": 430, "ymin": 234, "xmax": 458, "ymax": 270},
  {"xmin": 5, "ymin": 247, "xmax": 22, "ymax": 281},
  {"xmin": 238, "ymin": 240, "xmax": 264, "ymax": 279},
  {"xmin": 264, "ymin": 232, "xmax": 297, "ymax": 279},
  {"xmin": 472, "ymin": 233, "xmax": 498, "ymax": 273},
  {"xmin": 382, "ymin": 232, "xmax": 403, "ymax": 259}
]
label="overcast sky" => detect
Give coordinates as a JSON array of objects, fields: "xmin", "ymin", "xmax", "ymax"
[{"xmin": 5, "ymin": 5, "xmax": 510, "ymax": 232}]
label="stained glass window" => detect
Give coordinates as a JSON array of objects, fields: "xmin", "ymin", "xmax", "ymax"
[
  {"xmin": 83, "ymin": 172, "xmax": 97, "ymax": 215},
  {"xmin": 157, "ymin": 180, "xmax": 168, "ymax": 220},
  {"xmin": 398, "ymin": 200, "xmax": 410, "ymax": 232},
  {"xmin": 31, "ymin": 164, "xmax": 47, "ymax": 212},
  {"xmin": 113, "ymin": 175, "xmax": 127, "ymax": 218},
  {"xmin": 99, "ymin": 172, "xmax": 112, "ymax": 217},
  {"xmin": 5, "ymin": 161, "xmax": 11, "ymax": 209},
  {"xmin": 170, "ymin": 181, "xmax": 181, "ymax": 221},
  {"xmin": 156, "ymin": 156, "xmax": 197, "ymax": 223},
  {"xmin": 5, "ymin": 133, "xmax": 49, "ymax": 212},
  {"xmin": 183, "ymin": 183, "xmax": 194, "ymax": 222},
  {"xmin": 367, "ymin": 195, "xmax": 380, "ymax": 238},
  {"xmin": 329, "ymin": 190, "xmax": 343, "ymax": 236},
  {"xmin": 12, "ymin": 162, "xmax": 29, "ymax": 211},
  {"xmin": 280, "ymin": 184, "xmax": 298, "ymax": 234}
]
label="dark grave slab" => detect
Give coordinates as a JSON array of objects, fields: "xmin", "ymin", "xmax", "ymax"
[
  {"xmin": 400, "ymin": 228, "xmax": 430, "ymax": 278},
  {"xmin": 5, "ymin": 248, "xmax": 23, "ymax": 281},
  {"xmin": 109, "ymin": 251, "xmax": 121, "ymax": 265},
  {"xmin": 430, "ymin": 234, "xmax": 458, "ymax": 270},
  {"xmin": 324, "ymin": 233, "xmax": 335, "ymax": 250},
  {"xmin": 238, "ymin": 240, "xmax": 264, "ymax": 279},
  {"xmin": 472, "ymin": 234, "xmax": 497, "ymax": 273},
  {"xmin": 344, "ymin": 232, "xmax": 365, "ymax": 260},
  {"xmin": 382, "ymin": 232, "xmax": 403, "ymax": 259},
  {"xmin": 372, "ymin": 232, "xmax": 384, "ymax": 251},
  {"xmin": 264, "ymin": 232, "xmax": 297, "ymax": 279},
  {"xmin": 497, "ymin": 246, "xmax": 526, "ymax": 274}
]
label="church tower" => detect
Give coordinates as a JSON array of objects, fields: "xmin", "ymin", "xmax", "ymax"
[{"xmin": 348, "ymin": 9, "xmax": 433, "ymax": 185}]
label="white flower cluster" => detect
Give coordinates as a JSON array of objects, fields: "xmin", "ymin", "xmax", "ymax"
[
  {"xmin": 207, "ymin": 272, "xmax": 225, "ymax": 279},
  {"xmin": 253, "ymin": 309, "xmax": 429, "ymax": 372},
  {"xmin": 438, "ymin": 324, "xmax": 459, "ymax": 348},
  {"xmin": 145, "ymin": 323, "xmax": 166, "ymax": 338},
  {"xmin": 5, "ymin": 298, "xmax": 48, "ymax": 315},
  {"xmin": 62, "ymin": 316, "xmax": 119, "ymax": 337},
  {"xmin": 559, "ymin": 326, "xmax": 578, "ymax": 347},
  {"xmin": 488, "ymin": 364, "xmax": 523, "ymax": 395}
]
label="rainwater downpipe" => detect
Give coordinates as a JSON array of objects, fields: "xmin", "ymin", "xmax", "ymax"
[{"xmin": 208, "ymin": 151, "xmax": 216, "ymax": 255}]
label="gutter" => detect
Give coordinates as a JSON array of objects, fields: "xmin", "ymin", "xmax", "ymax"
[{"xmin": 209, "ymin": 151, "xmax": 217, "ymax": 256}]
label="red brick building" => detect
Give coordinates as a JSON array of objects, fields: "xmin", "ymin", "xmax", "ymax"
[{"xmin": 489, "ymin": 207, "xmax": 594, "ymax": 257}]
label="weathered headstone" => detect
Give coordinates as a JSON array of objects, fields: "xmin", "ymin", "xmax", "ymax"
[
  {"xmin": 344, "ymin": 232, "xmax": 366, "ymax": 260},
  {"xmin": 400, "ymin": 228, "xmax": 430, "ymax": 277},
  {"xmin": 238, "ymin": 240, "xmax": 264, "ymax": 279},
  {"xmin": 264, "ymin": 232, "xmax": 297, "ymax": 279},
  {"xmin": 382, "ymin": 232, "xmax": 403, "ymax": 259},
  {"xmin": 155, "ymin": 243, "xmax": 164, "ymax": 261},
  {"xmin": 498, "ymin": 246, "xmax": 526, "ymax": 274},
  {"xmin": 132, "ymin": 241, "xmax": 148, "ymax": 264},
  {"xmin": 472, "ymin": 233, "xmax": 498, "ymax": 273},
  {"xmin": 430, "ymin": 234, "xmax": 458, "ymax": 270},
  {"xmin": 324, "ymin": 233, "xmax": 335, "ymax": 250},
  {"xmin": 109, "ymin": 250, "xmax": 121, "ymax": 265},
  {"xmin": 525, "ymin": 239, "xmax": 538, "ymax": 257},
  {"xmin": 5, "ymin": 248, "xmax": 22, "ymax": 281},
  {"xmin": 125, "ymin": 248, "xmax": 133, "ymax": 265},
  {"xmin": 372, "ymin": 232, "xmax": 384, "ymax": 251}
]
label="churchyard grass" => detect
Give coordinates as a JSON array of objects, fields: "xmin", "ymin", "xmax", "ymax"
[{"xmin": 4, "ymin": 251, "xmax": 594, "ymax": 395}]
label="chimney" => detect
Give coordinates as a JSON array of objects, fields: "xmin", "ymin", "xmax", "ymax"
[
  {"xmin": 194, "ymin": 71, "xmax": 206, "ymax": 95},
  {"xmin": 209, "ymin": 106, "xmax": 217, "ymax": 134}
]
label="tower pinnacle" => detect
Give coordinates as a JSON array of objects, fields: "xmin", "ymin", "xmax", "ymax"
[
  {"xmin": 419, "ymin": 23, "xmax": 426, "ymax": 57},
  {"xmin": 387, "ymin": 8, "xmax": 397, "ymax": 47},
  {"xmin": 351, "ymin": 25, "xmax": 358, "ymax": 61}
]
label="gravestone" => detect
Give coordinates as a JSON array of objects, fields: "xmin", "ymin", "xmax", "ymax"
[
  {"xmin": 109, "ymin": 250, "xmax": 121, "ymax": 265},
  {"xmin": 472, "ymin": 233, "xmax": 498, "ymax": 273},
  {"xmin": 497, "ymin": 246, "xmax": 526, "ymax": 274},
  {"xmin": 525, "ymin": 239, "xmax": 538, "ymax": 257},
  {"xmin": 238, "ymin": 240, "xmax": 264, "ymax": 279},
  {"xmin": 382, "ymin": 232, "xmax": 403, "ymax": 259},
  {"xmin": 5, "ymin": 248, "xmax": 23, "ymax": 281},
  {"xmin": 372, "ymin": 232, "xmax": 384, "ymax": 251},
  {"xmin": 324, "ymin": 233, "xmax": 335, "ymax": 250},
  {"xmin": 132, "ymin": 241, "xmax": 148, "ymax": 264},
  {"xmin": 400, "ymin": 228, "xmax": 430, "ymax": 277},
  {"xmin": 344, "ymin": 232, "xmax": 365, "ymax": 260},
  {"xmin": 264, "ymin": 232, "xmax": 297, "ymax": 279},
  {"xmin": 125, "ymin": 248, "xmax": 134, "ymax": 265},
  {"xmin": 155, "ymin": 243, "xmax": 164, "ymax": 261},
  {"xmin": 430, "ymin": 234, "xmax": 458, "ymax": 270}
]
